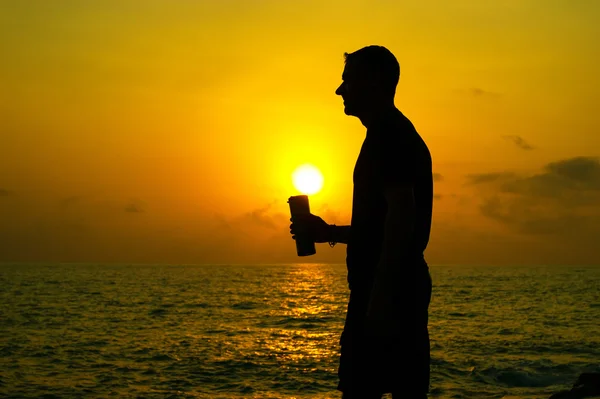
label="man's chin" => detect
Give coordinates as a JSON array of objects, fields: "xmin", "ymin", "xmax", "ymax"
[{"xmin": 343, "ymin": 105, "xmax": 357, "ymax": 116}]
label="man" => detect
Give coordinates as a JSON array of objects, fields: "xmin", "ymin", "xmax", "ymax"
[{"xmin": 290, "ymin": 45, "xmax": 433, "ymax": 398}]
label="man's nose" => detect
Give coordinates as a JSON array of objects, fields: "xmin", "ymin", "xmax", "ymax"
[{"xmin": 335, "ymin": 83, "xmax": 344, "ymax": 96}]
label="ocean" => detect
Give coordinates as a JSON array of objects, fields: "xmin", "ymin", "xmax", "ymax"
[{"xmin": 1, "ymin": 263, "xmax": 599, "ymax": 399}]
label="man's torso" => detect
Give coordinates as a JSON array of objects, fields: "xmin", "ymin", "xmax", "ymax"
[{"xmin": 346, "ymin": 108, "xmax": 433, "ymax": 290}]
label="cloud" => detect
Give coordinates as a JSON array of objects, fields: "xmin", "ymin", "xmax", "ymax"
[
  {"xmin": 0, "ymin": 193, "xmax": 314, "ymax": 264},
  {"xmin": 503, "ymin": 135, "xmax": 535, "ymax": 150},
  {"xmin": 499, "ymin": 156, "xmax": 600, "ymax": 200},
  {"xmin": 470, "ymin": 87, "xmax": 499, "ymax": 97},
  {"xmin": 545, "ymin": 156, "xmax": 600, "ymax": 187},
  {"xmin": 454, "ymin": 87, "xmax": 501, "ymax": 98},
  {"xmin": 202, "ymin": 201, "xmax": 347, "ymax": 264},
  {"xmin": 125, "ymin": 201, "xmax": 146, "ymax": 213},
  {"xmin": 209, "ymin": 202, "xmax": 289, "ymax": 252},
  {"xmin": 466, "ymin": 172, "xmax": 516, "ymax": 185},
  {"xmin": 433, "ymin": 173, "xmax": 443, "ymax": 182},
  {"xmin": 0, "ymin": 188, "xmax": 12, "ymax": 197},
  {"xmin": 215, "ymin": 202, "xmax": 284, "ymax": 231},
  {"xmin": 433, "ymin": 194, "xmax": 443, "ymax": 200},
  {"xmin": 480, "ymin": 194, "xmax": 597, "ymax": 236},
  {"xmin": 471, "ymin": 156, "xmax": 600, "ymax": 262},
  {"xmin": 239, "ymin": 203, "xmax": 279, "ymax": 229}
]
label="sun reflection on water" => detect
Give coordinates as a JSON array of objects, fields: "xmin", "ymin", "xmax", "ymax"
[{"xmin": 263, "ymin": 264, "xmax": 348, "ymax": 365}]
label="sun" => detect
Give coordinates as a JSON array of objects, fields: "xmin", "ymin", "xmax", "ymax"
[{"xmin": 292, "ymin": 164, "xmax": 324, "ymax": 195}]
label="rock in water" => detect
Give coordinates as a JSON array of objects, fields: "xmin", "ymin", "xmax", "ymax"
[{"xmin": 549, "ymin": 373, "xmax": 600, "ymax": 399}]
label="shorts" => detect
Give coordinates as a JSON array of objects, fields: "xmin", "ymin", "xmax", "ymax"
[{"xmin": 337, "ymin": 267, "xmax": 432, "ymax": 395}]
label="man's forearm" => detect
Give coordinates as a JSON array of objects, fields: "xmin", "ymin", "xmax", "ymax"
[
  {"xmin": 329, "ymin": 225, "xmax": 351, "ymax": 245},
  {"xmin": 375, "ymin": 211, "xmax": 414, "ymax": 279}
]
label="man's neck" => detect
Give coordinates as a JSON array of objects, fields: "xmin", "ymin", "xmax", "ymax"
[{"xmin": 358, "ymin": 104, "xmax": 397, "ymax": 129}]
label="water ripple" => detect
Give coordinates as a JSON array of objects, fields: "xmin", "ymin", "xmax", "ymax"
[{"xmin": 0, "ymin": 263, "xmax": 598, "ymax": 399}]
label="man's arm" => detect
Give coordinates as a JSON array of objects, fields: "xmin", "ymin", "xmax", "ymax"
[
  {"xmin": 367, "ymin": 183, "xmax": 415, "ymax": 325},
  {"xmin": 290, "ymin": 214, "xmax": 351, "ymax": 245},
  {"xmin": 376, "ymin": 183, "xmax": 415, "ymax": 277}
]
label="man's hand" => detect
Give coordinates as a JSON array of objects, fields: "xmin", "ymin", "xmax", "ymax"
[{"xmin": 289, "ymin": 214, "xmax": 331, "ymax": 243}]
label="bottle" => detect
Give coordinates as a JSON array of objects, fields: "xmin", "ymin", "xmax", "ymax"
[{"xmin": 288, "ymin": 195, "xmax": 317, "ymax": 256}]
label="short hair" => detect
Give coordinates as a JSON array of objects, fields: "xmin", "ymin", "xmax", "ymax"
[{"xmin": 344, "ymin": 45, "xmax": 400, "ymax": 96}]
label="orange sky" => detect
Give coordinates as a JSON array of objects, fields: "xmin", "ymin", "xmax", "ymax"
[{"xmin": 1, "ymin": 1, "xmax": 599, "ymax": 265}]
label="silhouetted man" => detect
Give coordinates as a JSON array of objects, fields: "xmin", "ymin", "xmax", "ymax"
[{"xmin": 290, "ymin": 45, "xmax": 433, "ymax": 398}]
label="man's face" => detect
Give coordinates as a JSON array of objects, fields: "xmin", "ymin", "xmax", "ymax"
[{"xmin": 335, "ymin": 61, "xmax": 374, "ymax": 117}]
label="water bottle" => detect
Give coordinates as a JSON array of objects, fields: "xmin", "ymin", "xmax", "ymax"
[{"xmin": 288, "ymin": 195, "xmax": 317, "ymax": 257}]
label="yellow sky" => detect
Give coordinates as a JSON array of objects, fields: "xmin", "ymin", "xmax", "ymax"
[{"xmin": 1, "ymin": 1, "xmax": 599, "ymax": 265}]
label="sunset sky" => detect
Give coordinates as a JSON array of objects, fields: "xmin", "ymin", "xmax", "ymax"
[{"xmin": 1, "ymin": 1, "xmax": 599, "ymax": 265}]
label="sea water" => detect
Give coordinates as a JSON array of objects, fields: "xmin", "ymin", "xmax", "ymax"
[{"xmin": 1, "ymin": 263, "xmax": 599, "ymax": 399}]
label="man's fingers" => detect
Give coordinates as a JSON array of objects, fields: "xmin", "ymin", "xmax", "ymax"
[
  {"xmin": 291, "ymin": 214, "xmax": 311, "ymax": 222},
  {"xmin": 290, "ymin": 221, "xmax": 310, "ymax": 233},
  {"xmin": 290, "ymin": 223, "xmax": 301, "ymax": 235}
]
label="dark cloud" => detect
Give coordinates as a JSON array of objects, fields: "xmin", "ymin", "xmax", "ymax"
[
  {"xmin": 0, "ymin": 188, "xmax": 12, "ymax": 197},
  {"xmin": 203, "ymin": 201, "xmax": 346, "ymax": 264},
  {"xmin": 210, "ymin": 202, "xmax": 287, "ymax": 244},
  {"xmin": 472, "ymin": 156, "xmax": 600, "ymax": 262},
  {"xmin": 239, "ymin": 203, "xmax": 279, "ymax": 229},
  {"xmin": 470, "ymin": 88, "xmax": 498, "ymax": 97},
  {"xmin": 0, "ymin": 194, "xmax": 342, "ymax": 264},
  {"xmin": 480, "ymin": 194, "xmax": 597, "ymax": 236},
  {"xmin": 503, "ymin": 135, "xmax": 535, "ymax": 150},
  {"xmin": 499, "ymin": 156, "xmax": 600, "ymax": 200},
  {"xmin": 466, "ymin": 172, "xmax": 515, "ymax": 185},
  {"xmin": 545, "ymin": 156, "xmax": 600, "ymax": 187},
  {"xmin": 433, "ymin": 173, "xmax": 443, "ymax": 182},
  {"xmin": 125, "ymin": 203, "xmax": 144, "ymax": 213},
  {"xmin": 454, "ymin": 87, "xmax": 501, "ymax": 98},
  {"xmin": 433, "ymin": 194, "xmax": 443, "ymax": 200}
]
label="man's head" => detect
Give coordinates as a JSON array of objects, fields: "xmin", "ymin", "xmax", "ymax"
[{"xmin": 335, "ymin": 45, "xmax": 400, "ymax": 117}]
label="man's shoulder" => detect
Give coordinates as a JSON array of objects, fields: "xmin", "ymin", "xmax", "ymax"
[
  {"xmin": 374, "ymin": 108, "xmax": 415, "ymax": 131},
  {"xmin": 373, "ymin": 112, "xmax": 431, "ymax": 179},
  {"xmin": 373, "ymin": 110, "xmax": 417, "ymax": 142},
  {"xmin": 377, "ymin": 117, "xmax": 426, "ymax": 154}
]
